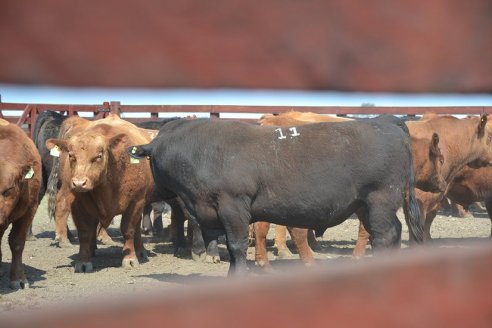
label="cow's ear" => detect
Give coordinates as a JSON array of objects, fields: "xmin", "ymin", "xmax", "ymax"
[
  {"xmin": 429, "ymin": 133, "xmax": 441, "ymax": 157},
  {"xmin": 46, "ymin": 139, "xmax": 68, "ymax": 152},
  {"xmin": 109, "ymin": 133, "xmax": 128, "ymax": 149},
  {"xmin": 477, "ymin": 114, "xmax": 488, "ymax": 137}
]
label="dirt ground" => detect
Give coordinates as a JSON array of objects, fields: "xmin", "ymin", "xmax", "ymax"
[{"xmin": 0, "ymin": 198, "xmax": 490, "ymax": 312}]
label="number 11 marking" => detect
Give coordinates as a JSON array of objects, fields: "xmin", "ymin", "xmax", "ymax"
[{"xmin": 275, "ymin": 127, "xmax": 301, "ymax": 139}]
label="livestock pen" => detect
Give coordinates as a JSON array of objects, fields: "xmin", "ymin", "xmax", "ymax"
[{"xmin": 1, "ymin": 101, "xmax": 492, "ymax": 327}]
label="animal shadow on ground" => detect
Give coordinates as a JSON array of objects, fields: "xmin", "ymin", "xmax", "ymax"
[
  {"xmin": 0, "ymin": 263, "xmax": 46, "ymax": 295},
  {"xmin": 133, "ymin": 272, "xmax": 225, "ymax": 285},
  {"xmin": 429, "ymin": 236, "xmax": 490, "ymax": 247},
  {"xmin": 65, "ymin": 245, "xmax": 128, "ymax": 272}
]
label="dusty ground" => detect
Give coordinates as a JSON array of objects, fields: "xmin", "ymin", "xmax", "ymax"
[{"xmin": 0, "ymin": 198, "xmax": 490, "ymax": 312}]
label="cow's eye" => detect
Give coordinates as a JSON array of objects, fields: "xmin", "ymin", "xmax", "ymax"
[
  {"xmin": 2, "ymin": 187, "xmax": 14, "ymax": 197},
  {"xmin": 69, "ymin": 152, "xmax": 76, "ymax": 162},
  {"xmin": 93, "ymin": 153, "xmax": 103, "ymax": 162}
]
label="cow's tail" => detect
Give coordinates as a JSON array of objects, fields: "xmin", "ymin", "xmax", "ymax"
[
  {"xmin": 47, "ymin": 156, "xmax": 60, "ymax": 221},
  {"xmin": 399, "ymin": 124, "xmax": 424, "ymax": 243}
]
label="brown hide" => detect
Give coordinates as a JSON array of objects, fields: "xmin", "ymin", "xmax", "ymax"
[
  {"xmin": 445, "ymin": 166, "xmax": 492, "ymax": 235},
  {"xmin": 46, "ymin": 115, "xmax": 154, "ymax": 270},
  {"xmin": 0, "ymin": 119, "xmax": 41, "ymax": 288}
]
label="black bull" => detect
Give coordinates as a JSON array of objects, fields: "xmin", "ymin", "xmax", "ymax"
[{"xmin": 129, "ymin": 117, "xmax": 423, "ymax": 275}]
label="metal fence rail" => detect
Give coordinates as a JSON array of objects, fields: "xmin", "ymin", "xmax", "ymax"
[{"xmin": 1, "ymin": 101, "xmax": 492, "ymax": 137}]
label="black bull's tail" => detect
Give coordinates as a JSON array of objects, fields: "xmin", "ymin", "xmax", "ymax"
[{"xmin": 396, "ymin": 121, "xmax": 424, "ymax": 243}]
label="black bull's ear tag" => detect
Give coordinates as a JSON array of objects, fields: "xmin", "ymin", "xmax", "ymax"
[{"xmin": 129, "ymin": 146, "xmax": 140, "ymax": 164}]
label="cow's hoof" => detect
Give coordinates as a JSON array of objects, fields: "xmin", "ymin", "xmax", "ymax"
[
  {"xmin": 173, "ymin": 247, "xmax": 189, "ymax": 258},
  {"xmin": 206, "ymin": 255, "xmax": 221, "ymax": 264},
  {"xmin": 276, "ymin": 248, "xmax": 292, "ymax": 259},
  {"xmin": 10, "ymin": 279, "xmax": 30, "ymax": 290},
  {"xmin": 191, "ymin": 251, "xmax": 207, "ymax": 262},
  {"xmin": 136, "ymin": 249, "xmax": 149, "ymax": 260},
  {"xmin": 56, "ymin": 239, "xmax": 73, "ymax": 248},
  {"xmin": 122, "ymin": 258, "xmax": 139, "ymax": 269},
  {"xmin": 74, "ymin": 262, "xmax": 94, "ymax": 273}
]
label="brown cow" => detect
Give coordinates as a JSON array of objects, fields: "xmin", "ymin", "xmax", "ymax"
[
  {"xmin": 355, "ymin": 114, "xmax": 492, "ymax": 256},
  {"xmin": 439, "ymin": 166, "xmax": 492, "ymax": 234},
  {"xmin": 255, "ymin": 111, "xmax": 446, "ymax": 269},
  {"xmin": 46, "ymin": 114, "xmax": 154, "ymax": 272},
  {"xmin": 0, "ymin": 119, "xmax": 42, "ymax": 289},
  {"xmin": 47, "ymin": 115, "xmax": 115, "ymax": 247}
]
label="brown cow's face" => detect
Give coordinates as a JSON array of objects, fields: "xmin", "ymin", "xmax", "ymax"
[
  {"xmin": 467, "ymin": 114, "xmax": 492, "ymax": 168},
  {"xmin": 413, "ymin": 133, "xmax": 446, "ymax": 193},
  {"xmin": 66, "ymin": 135, "xmax": 107, "ymax": 192},
  {"xmin": 427, "ymin": 133, "xmax": 446, "ymax": 192},
  {"xmin": 0, "ymin": 161, "xmax": 29, "ymax": 225},
  {"xmin": 46, "ymin": 133, "xmax": 127, "ymax": 193}
]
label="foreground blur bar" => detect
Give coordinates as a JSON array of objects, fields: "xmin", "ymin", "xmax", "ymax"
[{"xmin": 8, "ymin": 243, "xmax": 492, "ymax": 328}]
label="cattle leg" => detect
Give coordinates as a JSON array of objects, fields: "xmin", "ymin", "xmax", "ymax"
[
  {"xmin": 71, "ymin": 202, "xmax": 97, "ymax": 273},
  {"xmin": 423, "ymin": 209, "xmax": 438, "ymax": 242},
  {"xmin": 54, "ymin": 189, "xmax": 75, "ymax": 247},
  {"xmin": 8, "ymin": 211, "xmax": 35, "ymax": 289},
  {"xmin": 307, "ymin": 229, "xmax": 321, "ymax": 251},
  {"xmin": 274, "ymin": 225, "xmax": 292, "ymax": 259},
  {"xmin": 254, "ymin": 221, "xmax": 273, "ymax": 271},
  {"xmin": 286, "ymin": 227, "xmax": 315, "ymax": 267},
  {"xmin": 353, "ymin": 218, "xmax": 370, "ymax": 258},
  {"xmin": 26, "ymin": 224, "xmax": 36, "ymax": 241},
  {"xmin": 364, "ymin": 196, "xmax": 402, "ymax": 251},
  {"xmin": 484, "ymin": 200, "xmax": 492, "ymax": 237},
  {"xmin": 96, "ymin": 224, "xmax": 115, "ymax": 245},
  {"xmin": 120, "ymin": 202, "xmax": 146, "ymax": 268},
  {"xmin": 217, "ymin": 197, "xmax": 251, "ymax": 276},
  {"xmin": 152, "ymin": 201, "xmax": 165, "ymax": 236},
  {"xmin": 134, "ymin": 217, "xmax": 148, "ymax": 261},
  {"xmin": 141, "ymin": 202, "xmax": 153, "ymax": 235},
  {"xmin": 188, "ymin": 218, "xmax": 207, "ymax": 262},
  {"xmin": 168, "ymin": 199, "xmax": 187, "ymax": 257}
]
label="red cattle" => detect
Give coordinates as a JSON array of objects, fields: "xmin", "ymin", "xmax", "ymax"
[
  {"xmin": 0, "ymin": 119, "xmax": 42, "ymax": 289},
  {"xmin": 46, "ymin": 114, "xmax": 154, "ymax": 272}
]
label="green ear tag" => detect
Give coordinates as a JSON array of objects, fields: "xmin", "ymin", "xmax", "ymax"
[
  {"xmin": 50, "ymin": 145, "xmax": 61, "ymax": 157},
  {"xmin": 24, "ymin": 167, "xmax": 34, "ymax": 180},
  {"xmin": 130, "ymin": 157, "xmax": 140, "ymax": 164}
]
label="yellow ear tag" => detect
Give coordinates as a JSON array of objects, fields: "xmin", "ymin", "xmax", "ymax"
[
  {"xmin": 24, "ymin": 167, "xmax": 34, "ymax": 180},
  {"xmin": 50, "ymin": 145, "xmax": 61, "ymax": 157},
  {"xmin": 130, "ymin": 157, "xmax": 140, "ymax": 164}
]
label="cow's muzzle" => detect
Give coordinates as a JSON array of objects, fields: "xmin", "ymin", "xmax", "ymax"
[{"xmin": 71, "ymin": 177, "xmax": 91, "ymax": 192}]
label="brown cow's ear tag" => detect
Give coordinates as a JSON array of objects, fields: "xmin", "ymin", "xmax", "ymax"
[
  {"xmin": 130, "ymin": 147, "xmax": 140, "ymax": 164},
  {"xmin": 50, "ymin": 145, "xmax": 61, "ymax": 157},
  {"xmin": 24, "ymin": 167, "xmax": 34, "ymax": 180}
]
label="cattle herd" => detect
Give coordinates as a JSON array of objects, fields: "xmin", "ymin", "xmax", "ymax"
[{"xmin": 1, "ymin": 110, "xmax": 492, "ymax": 290}]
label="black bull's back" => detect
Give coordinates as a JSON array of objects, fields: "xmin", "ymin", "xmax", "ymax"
[{"xmin": 129, "ymin": 117, "xmax": 423, "ymax": 274}]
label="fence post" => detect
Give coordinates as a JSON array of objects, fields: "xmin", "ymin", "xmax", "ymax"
[{"xmin": 110, "ymin": 101, "xmax": 121, "ymax": 117}]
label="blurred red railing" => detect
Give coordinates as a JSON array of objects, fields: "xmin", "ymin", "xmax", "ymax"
[{"xmin": 1, "ymin": 101, "xmax": 492, "ymax": 138}]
